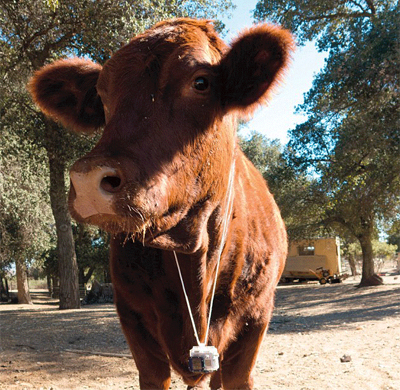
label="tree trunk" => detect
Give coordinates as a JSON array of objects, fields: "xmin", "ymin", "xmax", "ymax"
[
  {"xmin": 16, "ymin": 257, "xmax": 32, "ymax": 304},
  {"xmin": 1, "ymin": 277, "xmax": 10, "ymax": 300},
  {"xmin": 84, "ymin": 266, "xmax": 96, "ymax": 284},
  {"xmin": 104, "ymin": 267, "xmax": 112, "ymax": 283},
  {"xmin": 46, "ymin": 273, "xmax": 52, "ymax": 295},
  {"xmin": 347, "ymin": 253, "xmax": 357, "ymax": 276},
  {"xmin": 358, "ymin": 233, "xmax": 382, "ymax": 287},
  {"xmin": 79, "ymin": 267, "xmax": 85, "ymax": 286},
  {"xmin": 48, "ymin": 153, "xmax": 80, "ymax": 309}
]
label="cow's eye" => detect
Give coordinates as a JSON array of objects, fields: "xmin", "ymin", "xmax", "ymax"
[{"xmin": 193, "ymin": 77, "xmax": 209, "ymax": 92}]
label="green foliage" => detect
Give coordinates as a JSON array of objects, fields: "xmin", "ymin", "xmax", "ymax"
[
  {"xmin": 0, "ymin": 129, "xmax": 53, "ymax": 270},
  {"xmin": 254, "ymin": 0, "xmax": 399, "ymax": 284},
  {"xmin": 74, "ymin": 225, "xmax": 110, "ymax": 284},
  {"xmin": 269, "ymin": 151, "xmax": 332, "ymax": 241},
  {"xmin": 1, "ymin": 0, "xmax": 233, "ymax": 68},
  {"xmin": 42, "ymin": 224, "xmax": 110, "ymax": 284},
  {"xmin": 240, "ymin": 132, "xmax": 326, "ymax": 240},
  {"xmin": 346, "ymin": 240, "xmax": 397, "ymax": 261},
  {"xmin": 239, "ymin": 131, "xmax": 281, "ymax": 175},
  {"xmin": 387, "ymin": 220, "xmax": 400, "ymax": 251},
  {"xmin": 254, "ymin": 0, "xmax": 400, "ymax": 234},
  {"xmin": 288, "ymin": 6, "xmax": 399, "ymax": 236},
  {"xmin": 45, "ymin": 0, "xmax": 59, "ymax": 12},
  {"xmin": 254, "ymin": 0, "xmax": 395, "ymax": 48}
]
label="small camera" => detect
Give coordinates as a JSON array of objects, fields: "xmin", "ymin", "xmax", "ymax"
[{"xmin": 188, "ymin": 344, "xmax": 219, "ymax": 373}]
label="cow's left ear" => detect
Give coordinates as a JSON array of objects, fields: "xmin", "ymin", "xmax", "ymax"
[
  {"xmin": 29, "ymin": 58, "xmax": 105, "ymax": 133},
  {"xmin": 218, "ymin": 24, "xmax": 294, "ymax": 116}
]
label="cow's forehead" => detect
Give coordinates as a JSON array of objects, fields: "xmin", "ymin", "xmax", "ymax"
[
  {"xmin": 147, "ymin": 24, "xmax": 223, "ymax": 65},
  {"xmin": 102, "ymin": 20, "xmax": 225, "ymax": 78},
  {"xmin": 140, "ymin": 19, "xmax": 225, "ymax": 47}
]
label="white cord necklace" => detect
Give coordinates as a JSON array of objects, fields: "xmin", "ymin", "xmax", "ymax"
[{"xmin": 173, "ymin": 160, "xmax": 235, "ymax": 373}]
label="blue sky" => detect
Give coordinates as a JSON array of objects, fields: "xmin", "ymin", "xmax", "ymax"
[{"xmin": 221, "ymin": 0, "xmax": 327, "ymax": 144}]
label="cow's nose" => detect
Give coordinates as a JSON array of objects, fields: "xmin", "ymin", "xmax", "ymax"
[
  {"xmin": 69, "ymin": 166, "xmax": 123, "ymax": 218},
  {"xmin": 70, "ymin": 166, "xmax": 123, "ymax": 194},
  {"xmin": 100, "ymin": 172, "xmax": 122, "ymax": 193}
]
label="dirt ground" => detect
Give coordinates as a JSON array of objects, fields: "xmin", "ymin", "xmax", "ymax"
[{"xmin": 1, "ymin": 272, "xmax": 399, "ymax": 390}]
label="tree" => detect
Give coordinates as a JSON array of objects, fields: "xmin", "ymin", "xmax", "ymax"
[
  {"xmin": 74, "ymin": 225, "xmax": 110, "ymax": 285},
  {"xmin": 254, "ymin": 0, "xmax": 400, "ymax": 286},
  {"xmin": 343, "ymin": 239, "xmax": 397, "ymax": 274},
  {"xmin": 387, "ymin": 220, "xmax": 400, "ymax": 253},
  {"xmin": 240, "ymin": 132, "xmax": 327, "ymax": 241},
  {"xmin": 254, "ymin": 0, "xmax": 384, "ymax": 47},
  {"xmin": 0, "ymin": 130, "xmax": 53, "ymax": 304},
  {"xmin": 1, "ymin": 0, "xmax": 233, "ymax": 308},
  {"xmin": 239, "ymin": 131, "xmax": 282, "ymax": 175},
  {"xmin": 42, "ymin": 225, "xmax": 110, "ymax": 293}
]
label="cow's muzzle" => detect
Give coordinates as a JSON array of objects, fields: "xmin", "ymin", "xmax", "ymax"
[{"xmin": 69, "ymin": 165, "xmax": 123, "ymax": 219}]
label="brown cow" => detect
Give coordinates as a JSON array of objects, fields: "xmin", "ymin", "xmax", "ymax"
[{"xmin": 29, "ymin": 18, "xmax": 292, "ymax": 390}]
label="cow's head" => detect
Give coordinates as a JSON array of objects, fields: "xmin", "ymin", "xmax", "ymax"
[{"xmin": 30, "ymin": 18, "xmax": 293, "ymax": 252}]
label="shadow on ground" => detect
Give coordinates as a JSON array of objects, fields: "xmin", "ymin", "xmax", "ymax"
[
  {"xmin": 1, "ymin": 281, "xmax": 400, "ymax": 385},
  {"xmin": 1, "ymin": 303, "xmax": 127, "ymax": 353},
  {"xmin": 270, "ymin": 282, "xmax": 400, "ymax": 334}
]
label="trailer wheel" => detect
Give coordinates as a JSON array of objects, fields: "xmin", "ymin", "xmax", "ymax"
[{"xmin": 319, "ymin": 278, "xmax": 327, "ymax": 285}]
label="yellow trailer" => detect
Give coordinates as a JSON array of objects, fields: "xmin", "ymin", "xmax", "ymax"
[{"xmin": 282, "ymin": 237, "xmax": 343, "ymax": 284}]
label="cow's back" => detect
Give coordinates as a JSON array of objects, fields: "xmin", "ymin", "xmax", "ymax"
[{"xmin": 234, "ymin": 149, "xmax": 287, "ymax": 285}]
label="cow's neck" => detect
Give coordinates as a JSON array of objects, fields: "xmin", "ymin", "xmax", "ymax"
[
  {"xmin": 139, "ymin": 156, "xmax": 237, "ymax": 342},
  {"xmin": 146, "ymin": 146, "xmax": 237, "ymax": 254},
  {"xmin": 110, "ymin": 185, "xmax": 237, "ymax": 352},
  {"xmin": 172, "ymin": 159, "xmax": 236, "ymax": 346}
]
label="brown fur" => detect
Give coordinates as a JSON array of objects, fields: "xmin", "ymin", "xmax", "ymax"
[{"xmin": 29, "ymin": 18, "xmax": 292, "ymax": 389}]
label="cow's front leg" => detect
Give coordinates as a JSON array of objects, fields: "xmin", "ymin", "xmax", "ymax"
[
  {"xmin": 117, "ymin": 304, "xmax": 171, "ymax": 390},
  {"xmin": 209, "ymin": 369, "xmax": 222, "ymax": 389},
  {"xmin": 220, "ymin": 320, "xmax": 268, "ymax": 390}
]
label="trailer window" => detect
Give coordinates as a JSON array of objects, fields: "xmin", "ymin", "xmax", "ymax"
[{"xmin": 298, "ymin": 245, "xmax": 315, "ymax": 256}]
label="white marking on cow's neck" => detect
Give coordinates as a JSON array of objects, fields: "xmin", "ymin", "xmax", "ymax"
[{"xmin": 174, "ymin": 158, "xmax": 236, "ymax": 347}]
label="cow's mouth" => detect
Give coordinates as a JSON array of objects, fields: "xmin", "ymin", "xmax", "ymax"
[{"xmin": 79, "ymin": 212, "xmax": 153, "ymax": 237}]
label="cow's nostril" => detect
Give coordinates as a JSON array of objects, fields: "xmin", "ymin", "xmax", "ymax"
[{"xmin": 100, "ymin": 175, "xmax": 122, "ymax": 193}]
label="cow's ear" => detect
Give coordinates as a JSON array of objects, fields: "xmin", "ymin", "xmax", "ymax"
[
  {"xmin": 218, "ymin": 24, "xmax": 294, "ymax": 116},
  {"xmin": 29, "ymin": 58, "xmax": 105, "ymax": 133}
]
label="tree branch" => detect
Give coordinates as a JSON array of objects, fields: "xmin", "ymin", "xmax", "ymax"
[
  {"xmin": 348, "ymin": 0, "xmax": 368, "ymax": 13},
  {"xmin": 365, "ymin": 0, "xmax": 376, "ymax": 15},
  {"xmin": 305, "ymin": 11, "xmax": 374, "ymax": 22},
  {"xmin": 19, "ymin": 5, "xmax": 57, "ymax": 48},
  {"xmin": 321, "ymin": 215, "xmax": 356, "ymax": 236},
  {"xmin": 28, "ymin": 30, "xmax": 76, "ymax": 69}
]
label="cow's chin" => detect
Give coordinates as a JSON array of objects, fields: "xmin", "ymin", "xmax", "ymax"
[
  {"xmin": 69, "ymin": 208, "xmax": 183, "ymax": 246},
  {"xmin": 70, "ymin": 211, "xmax": 151, "ymax": 237},
  {"xmin": 69, "ymin": 196, "xmax": 190, "ymax": 246}
]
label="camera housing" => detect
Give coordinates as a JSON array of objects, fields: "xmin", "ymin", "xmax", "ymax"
[{"xmin": 188, "ymin": 344, "xmax": 219, "ymax": 373}]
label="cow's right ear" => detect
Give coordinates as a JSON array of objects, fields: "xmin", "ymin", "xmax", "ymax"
[{"xmin": 29, "ymin": 58, "xmax": 105, "ymax": 133}]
